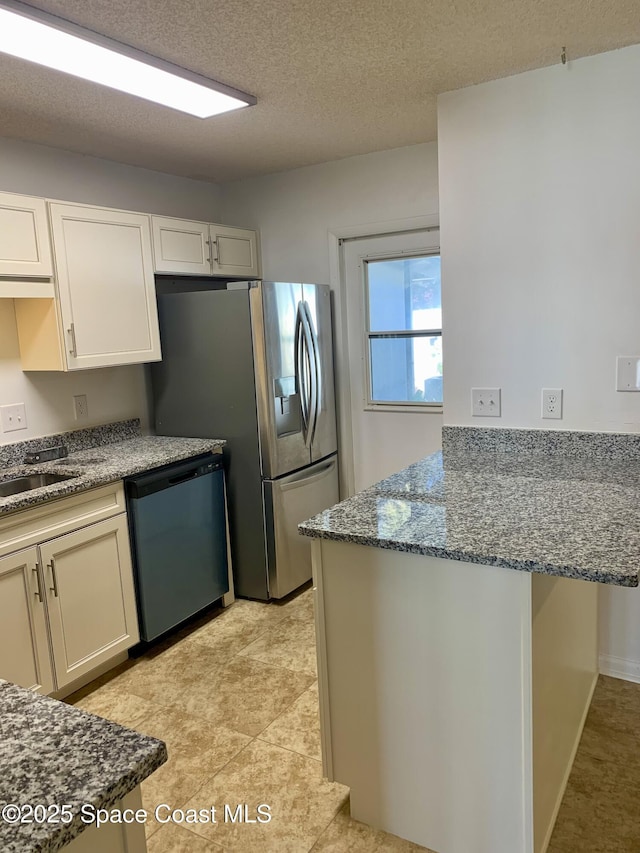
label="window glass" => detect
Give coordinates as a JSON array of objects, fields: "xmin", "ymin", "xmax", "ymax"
[
  {"xmin": 366, "ymin": 253, "xmax": 442, "ymax": 406},
  {"xmin": 370, "ymin": 336, "xmax": 442, "ymax": 404},
  {"xmin": 368, "ymin": 256, "xmax": 441, "ymax": 332}
]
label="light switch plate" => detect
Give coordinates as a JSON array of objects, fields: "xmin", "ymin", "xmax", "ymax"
[
  {"xmin": 471, "ymin": 388, "xmax": 501, "ymax": 417},
  {"xmin": 616, "ymin": 357, "xmax": 640, "ymax": 391},
  {"xmin": 1, "ymin": 403, "xmax": 27, "ymax": 432}
]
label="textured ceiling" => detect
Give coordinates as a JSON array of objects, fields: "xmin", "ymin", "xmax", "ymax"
[{"xmin": 0, "ymin": 0, "xmax": 639, "ymax": 182}]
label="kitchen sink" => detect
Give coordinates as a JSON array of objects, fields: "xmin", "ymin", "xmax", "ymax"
[{"xmin": 0, "ymin": 472, "xmax": 77, "ymax": 498}]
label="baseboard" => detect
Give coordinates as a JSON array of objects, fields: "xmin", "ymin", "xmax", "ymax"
[
  {"xmin": 538, "ymin": 670, "xmax": 598, "ymax": 853},
  {"xmin": 599, "ymin": 654, "xmax": 640, "ymax": 684}
]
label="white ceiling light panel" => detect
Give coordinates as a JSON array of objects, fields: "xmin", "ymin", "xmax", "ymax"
[{"xmin": 0, "ymin": 0, "xmax": 256, "ymax": 118}]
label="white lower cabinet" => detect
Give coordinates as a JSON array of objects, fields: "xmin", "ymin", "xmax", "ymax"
[
  {"xmin": 0, "ymin": 484, "xmax": 139, "ymax": 695},
  {"xmin": 40, "ymin": 515, "xmax": 138, "ymax": 690},
  {"xmin": 0, "ymin": 547, "xmax": 54, "ymax": 694}
]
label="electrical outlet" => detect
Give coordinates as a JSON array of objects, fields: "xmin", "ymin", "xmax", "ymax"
[
  {"xmin": 471, "ymin": 388, "xmax": 501, "ymax": 417},
  {"xmin": 0, "ymin": 403, "xmax": 27, "ymax": 433},
  {"xmin": 73, "ymin": 394, "xmax": 88, "ymax": 421},
  {"xmin": 542, "ymin": 388, "xmax": 563, "ymax": 419}
]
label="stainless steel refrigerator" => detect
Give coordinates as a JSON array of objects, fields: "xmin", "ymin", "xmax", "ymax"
[{"xmin": 150, "ymin": 280, "xmax": 339, "ymax": 600}]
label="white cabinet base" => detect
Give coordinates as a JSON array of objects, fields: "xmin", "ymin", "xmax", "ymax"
[
  {"xmin": 0, "ymin": 485, "xmax": 139, "ymax": 697},
  {"xmin": 65, "ymin": 788, "xmax": 148, "ymax": 853},
  {"xmin": 312, "ymin": 540, "xmax": 598, "ymax": 853}
]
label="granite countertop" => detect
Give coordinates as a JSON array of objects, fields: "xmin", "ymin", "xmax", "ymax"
[
  {"xmin": 0, "ymin": 679, "xmax": 167, "ymax": 852},
  {"xmin": 299, "ymin": 433, "xmax": 640, "ymax": 587},
  {"xmin": 0, "ymin": 435, "xmax": 225, "ymax": 517}
]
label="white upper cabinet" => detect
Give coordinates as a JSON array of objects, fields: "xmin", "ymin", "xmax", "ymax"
[
  {"xmin": 51, "ymin": 204, "xmax": 161, "ymax": 369},
  {"xmin": 151, "ymin": 215, "xmax": 259, "ymax": 278},
  {"xmin": 210, "ymin": 223, "xmax": 259, "ymax": 277},
  {"xmin": 0, "ymin": 192, "xmax": 53, "ymax": 277},
  {"xmin": 15, "ymin": 203, "xmax": 162, "ymax": 371},
  {"xmin": 0, "ymin": 192, "xmax": 54, "ymax": 297},
  {"xmin": 152, "ymin": 216, "xmax": 211, "ymax": 275}
]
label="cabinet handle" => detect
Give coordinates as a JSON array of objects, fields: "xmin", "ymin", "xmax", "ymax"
[
  {"xmin": 67, "ymin": 323, "xmax": 77, "ymax": 357},
  {"xmin": 210, "ymin": 236, "xmax": 219, "ymax": 263},
  {"xmin": 48, "ymin": 559, "xmax": 59, "ymax": 597},
  {"xmin": 33, "ymin": 563, "xmax": 44, "ymax": 603}
]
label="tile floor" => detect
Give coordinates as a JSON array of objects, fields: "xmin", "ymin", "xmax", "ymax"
[{"xmin": 66, "ymin": 586, "xmax": 640, "ymax": 852}]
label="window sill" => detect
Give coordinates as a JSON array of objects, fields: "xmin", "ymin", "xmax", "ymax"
[{"xmin": 363, "ymin": 403, "xmax": 443, "ymax": 414}]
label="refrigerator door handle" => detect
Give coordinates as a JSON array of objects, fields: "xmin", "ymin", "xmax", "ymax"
[
  {"xmin": 303, "ymin": 300, "xmax": 321, "ymax": 446},
  {"xmin": 295, "ymin": 301, "xmax": 312, "ymax": 444},
  {"xmin": 302, "ymin": 308, "xmax": 317, "ymax": 446}
]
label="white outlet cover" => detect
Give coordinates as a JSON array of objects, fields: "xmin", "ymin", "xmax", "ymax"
[
  {"xmin": 471, "ymin": 388, "xmax": 501, "ymax": 417},
  {"xmin": 616, "ymin": 357, "xmax": 640, "ymax": 391},
  {"xmin": 542, "ymin": 388, "xmax": 563, "ymax": 419},
  {"xmin": 73, "ymin": 394, "xmax": 88, "ymax": 420}
]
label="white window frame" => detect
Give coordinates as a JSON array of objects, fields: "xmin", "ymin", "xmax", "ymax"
[{"xmin": 363, "ymin": 248, "xmax": 442, "ymax": 411}]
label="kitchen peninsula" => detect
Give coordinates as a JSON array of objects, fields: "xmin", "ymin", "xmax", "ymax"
[
  {"xmin": 300, "ymin": 426, "xmax": 640, "ymax": 853},
  {"xmin": 0, "ymin": 679, "xmax": 166, "ymax": 852}
]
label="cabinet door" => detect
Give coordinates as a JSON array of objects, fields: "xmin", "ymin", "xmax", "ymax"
[
  {"xmin": 210, "ymin": 224, "xmax": 259, "ymax": 277},
  {"xmin": 0, "ymin": 547, "xmax": 54, "ymax": 694},
  {"xmin": 151, "ymin": 216, "xmax": 211, "ymax": 275},
  {"xmin": 0, "ymin": 192, "xmax": 53, "ymax": 279},
  {"xmin": 49, "ymin": 203, "xmax": 161, "ymax": 369},
  {"xmin": 40, "ymin": 515, "xmax": 139, "ymax": 690}
]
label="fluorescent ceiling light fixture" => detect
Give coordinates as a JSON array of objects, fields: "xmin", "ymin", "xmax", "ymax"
[{"xmin": 0, "ymin": 0, "xmax": 256, "ymax": 118}]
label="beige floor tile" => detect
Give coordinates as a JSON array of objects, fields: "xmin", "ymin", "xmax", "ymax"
[
  {"xmin": 179, "ymin": 600, "xmax": 287, "ymax": 661},
  {"xmin": 139, "ymin": 707, "xmax": 250, "ymax": 838},
  {"xmin": 548, "ymin": 747, "xmax": 640, "ymax": 852},
  {"xmin": 272, "ymin": 587, "xmax": 315, "ymax": 623},
  {"xmin": 238, "ymin": 613, "xmax": 318, "ymax": 677},
  {"xmin": 139, "ymin": 705, "xmax": 250, "ymax": 757},
  {"xmin": 587, "ymin": 675, "xmax": 640, "ymax": 735},
  {"xmin": 131, "ymin": 655, "xmax": 314, "ymax": 736},
  {"xmin": 574, "ymin": 724, "xmax": 640, "ymax": 771},
  {"xmin": 183, "ymin": 739, "xmax": 348, "ymax": 852},
  {"xmin": 67, "ymin": 681, "xmax": 158, "ymax": 729},
  {"xmin": 259, "ymin": 682, "xmax": 322, "ymax": 761},
  {"xmin": 310, "ymin": 801, "xmax": 432, "ymax": 852},
  {"xmin": 105, "ymin": 640, "xmax": 223, "ymax": 704},
  {"xmin": 147, "ymin": 821, "xmax": 225, "ymax": 851}
]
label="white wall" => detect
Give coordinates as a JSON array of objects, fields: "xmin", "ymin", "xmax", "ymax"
[
  {"xmin": 0, "ymin": 138, "xmax": 221, "ymax": 443},
  {"xmin": 220, "ymin": 143, "xmax": 442, "ymax": 489},
  {"xmin": 437, "ymin": 44, "xmax": 640, "ymax": 680}
]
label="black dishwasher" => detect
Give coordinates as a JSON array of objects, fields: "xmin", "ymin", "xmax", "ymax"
[{"xmin": 125, "ymin": 454, "xmax": 229, "ymax": 641}]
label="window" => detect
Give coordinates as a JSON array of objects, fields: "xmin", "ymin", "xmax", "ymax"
[{"xmin": 365, "ymin": 253, "xmax": 442, "ymax": 406}]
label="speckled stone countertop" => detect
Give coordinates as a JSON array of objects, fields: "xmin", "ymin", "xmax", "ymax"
[
  {"xmin": 0, "ymin": 433, "xmax": 225, "ymax": 517},
  {"xmin": 300, "ymin": 428, "xmax": 640, "ymax": 587},
  {"xmin": 0, "ymin": 679, "xmax": 167, "ymax": 852}
]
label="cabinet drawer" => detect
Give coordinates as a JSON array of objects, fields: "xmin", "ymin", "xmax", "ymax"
[{"xmin": 0, "ymin": 483, "xmax": 125, "ymax": 558}]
